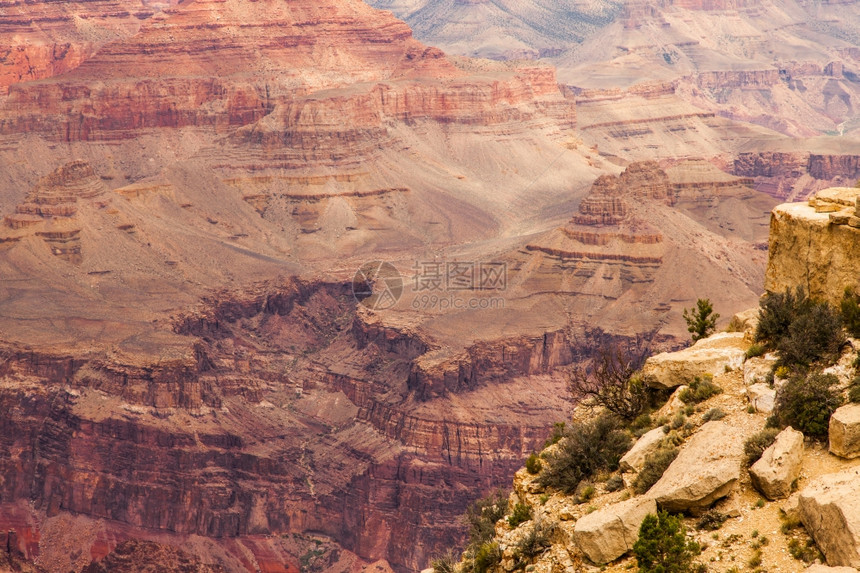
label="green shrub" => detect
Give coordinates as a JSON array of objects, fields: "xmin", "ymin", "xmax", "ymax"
[
  {"xmin": 543, "ymin": 422, "xmax": 566, "ymax": 449},
  {"xmin": 431, "ymin": 551, "xmax": 457, "ymax": 573},
  {"xmin": 696, "ymin": 509, "xmax": 728, "ymax": 531},
  {"xmin": 576, "ymin": 484, "xmax": 596, "ymax": 504},
  {"xmin": 605, "ymin": 474, "xmax": 625, "ymax": 492},
  {"xmin": 745, "ymin": 344, "xmax": 766, "ymax": 359},
  {"xmin": 776, "ymin": 301, "xmax": 844, "ymax": 367},
  {"xmin": 537, "ymin": 415, "xmax": 631, "ymax": 494},
  {"xmin": 473, "ymin": 542, "xmax": 501, "ymax": 573},
  {"xmin": 679, "ymin": 376, "xmax": 722, "ymax": 405},
  {"xmin": 670, "ymin": 413, "xmax": 686, "ymax": 430},
  {"xmin": 841, "ymin": 287, "xmax": 860, "ymax": 338},
  {"xmin": 466, "ymin": 490, "xmax": 508, "ymax": 547},
  {"xmin": 683, "ymin": 298, "xmax": 720, "ymax": 342},
  {"xmin": 743, "ymin": 427, "xmax": 780, "ymax": 466},
  {"xmin": 773, "ymin": 371, "xmax": 843, "ymax": 438},
  {"xmin": 525, "ymin": 452, "xmax": 542, "ymax": 475},
  {"xmin": 787, "ymin": 538, "xmax": 820, "ymax": 563},
  {"xmin": 633, "ymin": 447, "xmax": 679, "ymax": 494},
  {"xmin": 748, "ymin": 548, "xmax": 762, "ymax": 568},
  {"xmin": 512, "ymin": 518, "xmax": 555, "ymax": 570},
  {"xmin": 633, "ymin": 511, "xmax": 700, "ymax": 573},
  {"xmin": 755, "ymin": 287, "xmax": 808, "ymax": 347},
  {"xmin": 702, "ymin": 407, "xmax": 726, "ymax": 422},
  {"xmin": 508, "ymin": 502, "xmax": 532, "ymax": 528},
  {"xmin": 849, "ymin": 376, "xmax": 860, "ymax": 403}
]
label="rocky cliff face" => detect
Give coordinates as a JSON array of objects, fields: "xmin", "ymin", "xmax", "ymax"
[
  {"xmin": 765, "ymin": 187, "xmax": 860, "ymax": 304},
  {"xmin": 0, "ymin": 275, "xmax": 582, "ymax": 573},
  {"xmin": 734, "ymin": 151, "xmax": 860, "ymax": 201}
]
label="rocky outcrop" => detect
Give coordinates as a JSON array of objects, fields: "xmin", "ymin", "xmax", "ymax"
[
  {"xmin": 0, "ymin": 161, "xmax": 109, "ymax": 263},
  {"xmin": 749, "ymin": 427, "xmax": 804, "ymax": 500},
  {"xmin": 619, "ymin": 427, "xmax": 666, "ymax": 473},
  {"xmin": 524, "ymin": 162, "xmax": 667, "ymax": 288},
  {"xmin": 734, "ymin": 152, "xmax": 860, "ymax": 201},
  {"xmin": 643, "ymin": 332, "xmax": 746, "ymax": 390},
  {"xmin": 804, "ymin": 566, "xmax": 860, "ymax": 573},
  {"xmin": 0, "ymin": 0, "xmax": 154, "ymax": 94},
  {"xmin": 0, "ymin": 278, "xmax": 580, "ymax": 573},
  {"xmin": 829, "ymin": 404, "xmax": 860, "ymax": 459},
  {"xmin": 81, "ymin": 540, "xmax": 226, "ymax": 573},
  {"xmin": 572, "ymin": 496, "xmax": 656, "ymax": 564},
  {"xmin": 647, "ymin": 421, "xmax": 746, "ymax": 514},
  {"xmin": 746, "ymin": 383, "xmax": 775, "ymax": 414},
  {"xmin": 798, "ymin": 468, "xmax": 860, "ymax": 568},
  {"xmin": 765, "ymin": 187, "xmax": 860, "ymax": 305},
  {"xmin": 0, "ymin": 0, "xmax": 573, "ymax": 146},
  {"xmin": 695, "ymin": 70, "xmax": 780, "ymax": 91},
  {"xmin": 743, "ymin": 355, "xmax": 776, "ymax": 386}
]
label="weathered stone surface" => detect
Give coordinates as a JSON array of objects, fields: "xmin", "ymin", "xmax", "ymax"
[
  {"xmin": 620, "ymin": 427, "xmax": 667, "ymax": 473},
  {"xmin": 648, "ymin": 421, "xmax": 745, "ymax": 514},
  {"xmin": 743, "ymin": 355, "xmax": 777, "ymax": 386},
  {"xmin": 766, "ymin": 189, "xmax": 860, "ymax": 306},
  {"xmin": 829, "ymin": 404, "xmax": 860, "ymax": 459},
  {"xmin": 798, "ymin": 468, "xmax": 860, "ymax": 568},
  {"xmin": 643, "ymin": 333, "xmax": 747, "ymax": 390},
  {"xmin": 749, "ymin": 427, "xmax": 804, "ymax": 500},
  {"xmin": 572, "ymin": 496, "xmax": 657, "ymax": 565},
  {"xmin": 728, "ymin": 307, "xmax": 759, "ymax": 341},
  {"xmin": 804, "ymin": 565, "xmax": 860, "ymax": 573},
  {"xmin": 655, "ymin": 385, "xmax": 688, "ymax": 420},
  {"xmin": 746, "ymin": 383, "xmax": 776, "ymax": 414}
]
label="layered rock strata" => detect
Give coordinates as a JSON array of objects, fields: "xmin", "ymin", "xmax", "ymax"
[{"xmin": 765, "ymin": 187, "xmax": 860, "ymax": 305}]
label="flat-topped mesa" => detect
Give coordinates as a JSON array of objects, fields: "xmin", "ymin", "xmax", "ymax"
[{"xmin": 765, "ymin": 187, "xmax": 860, "ymax": 305}]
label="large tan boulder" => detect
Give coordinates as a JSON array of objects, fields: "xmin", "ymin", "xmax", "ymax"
[
  {"xmin": 648, "ymin": 421, "xmax": 745, "ymax": 514},
  {"xmin": 572, "ymin": 496, "xmax": 657, "ymax": 565},
  {"xmin": 746, "ymin": 383, "xmax": 776, "ymax": 414},
  {"xmin": 749, "ymin": 427, "xmax": 804, "ymax": 500},
  {"xmin": 643, "ymin": 332, "xmax": 747, "ymax": 390},
  {"xmin": 743, "ymin": 355, "xmax": 777, "ymax": 386},
  {"xmin": 829, "ymin": 404, "xmax": 860, "ymax": 459},
  {"xmin": 798, "ymin": 468, "xmax": 860, "ymax": 568},
  {"xmin": 620, "ymin": 427, "xmax": 666, "ymax": 473}
]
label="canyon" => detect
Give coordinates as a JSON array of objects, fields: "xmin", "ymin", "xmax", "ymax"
[{"xmin": 0, "ymin": 0, "xmax": 855, "ymax": 572}]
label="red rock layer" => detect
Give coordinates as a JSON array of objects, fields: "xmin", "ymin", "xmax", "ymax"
[
  {"xmin": 0, "ymin": 0, "xmax": 158, "ymax": 93},
  {"xmin": 0, "ymin": 279, "xmax": 577, "ymax": 572}
]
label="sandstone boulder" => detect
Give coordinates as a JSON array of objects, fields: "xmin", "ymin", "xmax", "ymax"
[
  {"xmin": 643, "ymin": 333, "xmax": 746, "ymax": 390},
  {"xmin": 728, "ymin": 307, "xmax": 759, "ymax": 341},
  {"xmin": 648, "ymin": 421, "xmax": 745, "ymax": 514},
  {"xmin": 749, "ymin": 427, "xmax": 804, "ymax": 500},
  {"xmin": 829, "ymin": 404, "xmax": 860, "ymax": 459},
  {"xmin": 798, "ymin": 468, "xmax": 860, "ymax": 568},
  {"xmin": 804, "ymin": 566, "xmax": 859, "ymax": 573},
  {"xmin": 746, "ymin": 383, "xmax": 776, "ymax": 414},
  {"xmin": 654, "ymin": 385, "xmax": 688, "ymax": 420},
  {"xmin": 743, "ymin": 355, "xmax": 776, "ymax": 386},
  {"xmin": 572, "ymin": 496, "xmax": 657, "ymax": 564},
  {"xmin": 620, "ymin": 427, "xmax": 666, "ymax": 473}
]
